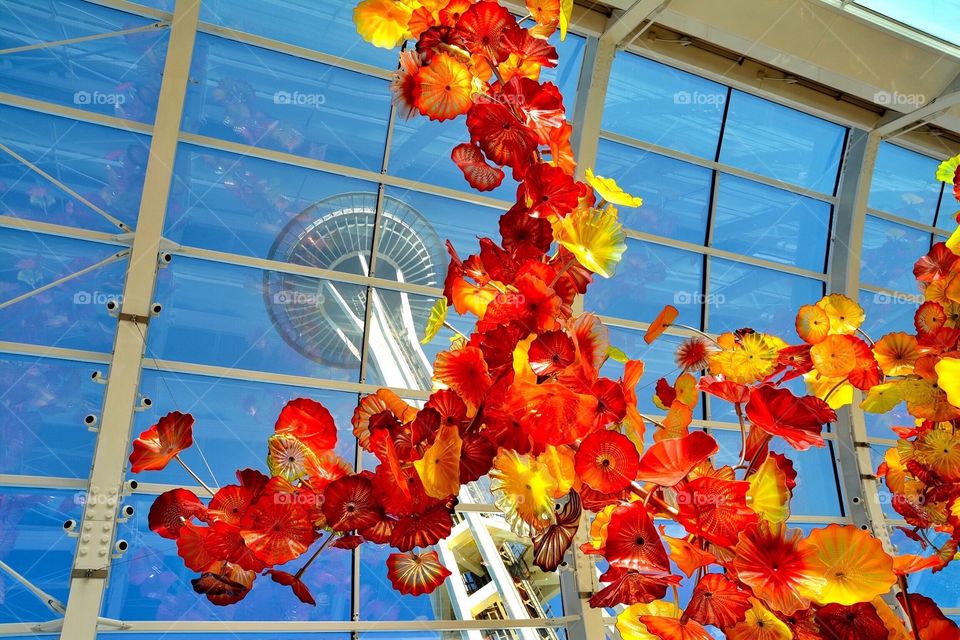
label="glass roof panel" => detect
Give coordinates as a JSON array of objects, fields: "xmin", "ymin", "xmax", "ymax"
[
  {"xmin": 0, "ymin": 228, "xmax": 127, "ymax": 353},
  {"xmin": 0, "ymin": 354, "xmax": 101, "ymax": 478},
  {"xmin": 0, "ymin": 0, "xmax": 167, "ymax": 124},
  {"xmin": 855, "ymin": 0, "xmax": 960, "ymax": 46}
]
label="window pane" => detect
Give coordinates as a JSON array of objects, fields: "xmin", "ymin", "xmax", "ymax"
[
  {"xmin": 0, "ymin": 229, "xmax": 127, "ymax": 353},
  {"xmin": 868, "ymin": 143, "xmax": 941, "ymax": 224},
  {"xmin": 585, "ymin": 240, "xmax": 704, "ymax": 325},
  {"xmin": 888, "ymin": 526, "xmax": 960, "ymax": 608},
  {"xmin": 0, "ymin": 355, "xmax": 101, "ymax": 478},
  {"xmin": 148, "ymin": 256, "xmax": 364, "ymax": 381},
  {"xmin": 858, "ymin": 287, "xmax": 920, "ymax": 338},
  {"xmin": 164, "ymin": 143, "xmax": 377, "ymax": 266},
  {"xmin": 860, "ymin": 215, "xmax": 930, "ymax": 291},
  {"xmin": 182, "ymin": 34, "xmax": 390, "ymax": 172},
  {"xmin": 0, "ymin": 0, "xmax": 166, "ymax": 124},
  {"xmin": 0, "ymin": 488, "xmax": 81, "ymax": 623},
  {"xmin": 200, "ymin": 0, "xmax": 397, "ymax": 69},
  {"xmin": 376, "ymin": 187, "xmax": 500, "ymax": 284},
  {"xmin": 603, "ymin": 53, "xmax": 725, "ymax": 159},
  {"xmin": 712, "ymin": 175, "xmax": 831, "ymax": 272},
  {"xmin": 596, "ymin": 139, "xmax": 711, "ymax": 244},
  {"xmin": 719, "ymin": 91, "xmax": 845, "ymax": 194},
  {"xmin": 708, "ymin": 259, "xmax": 824, "ymax": 336},
  {"xmin": 106, "ymin": 492, "xmax": 352, "ymax": 621},
  {"xmin": 0, "ymin": 105, "xmax": 149, "ymax": 232},
  {"xmin": 132, "ymin": 371, "xmax": 360, "ymax": 483}
]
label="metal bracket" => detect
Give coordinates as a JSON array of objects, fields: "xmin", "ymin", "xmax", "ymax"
[
  {"xmin": 117, "ymin": 312, "xmax": 150, "ymax": 324},
  {"xmin": 71, "ymin": 569, "xmax": 109, "ymax": 579}
]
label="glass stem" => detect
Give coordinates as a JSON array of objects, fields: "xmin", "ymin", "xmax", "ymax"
[{"xmin": 175, "ymin": 455, "xmax": 215, "ymax": 497}]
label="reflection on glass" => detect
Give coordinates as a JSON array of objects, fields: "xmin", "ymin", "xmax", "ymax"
[
  {"xmin": 595, "ymin": 140, "xmax": 711, "ymax": 244},
  {"xmin": 164, "ymin": 143, "xmax": 377, "ymax": 262},
  {"xmin": 200, "ymin": 0, "xmax": 398, "ymax": 69},
  {"xmin": 0, "ymin": 0, "xmax": 167, "ymax": 124},
  {"xmin": 586, "ymin": 239, "xmax": 704, "ymax": 326},
  {"xmin": 0, "ymin": 105, "xmax": 150, "ymax": 232},
  {"xmin": 711, "ymin": 175, "xmax": 831, "ymax": 272},
  {"xmin": 0, "ymin": 355, "xmax": 101, "ymax": 478},
  {"xmin": 708, "ymin": 258, "xmax": 823, "ymax": 336},
  {"xmin": 719, "ymin": 91, "xmax": 845, "ymax": 194},
  {"xmin": 604, "ymin": 52, "xmax": 726, "ymax": 159},
  {"xmin": 0, "ymin": 228, "xmax": 127, "ymax": 353},
  {"xmin": 869, "ymin": 143, "xmax": 941, "ymax": 224},
  {"xmin": 0, "ymin": 488, "xmax": 81, "ymax": 623},
  {"xmin": 182, "ymin": 34, "xmax": 390, "ymax": 172},
  {"xmin": 860, "ymin": 215, "xmax": 930, "ymax": 291}
]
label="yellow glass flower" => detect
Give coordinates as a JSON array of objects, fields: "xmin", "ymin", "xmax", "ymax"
[
  {"xmin": 537, "ymin": 445, "xmax": 576, "ymax": 499},
  {"xmin": 747, "ymin": 456, "xmax": 791, "ymax": 523},
  {"xmin": 726, "ymin": 599, "xmax": 792, "ymax": 640},
  {"xmin": 585, "ymin": 168, "xmax": 643, "ymax": 208},
  {"xmin": 816, "ymin": 294, "xmax": 865, "ymax": 335},
  {"xmin": 414, "ymin": 423, "xmax": 462, "ymax": 498},
  {"xmin": 935, "ymin": 356, "xmax": 960, "ymax": 408},
  {"xmin": 554, "ymin": 207, "xmax": 627, "ymax": 278},
  {"xmin": 914, "ymin": 424, "xmax": 960, "ymax": 482},
  {"xmin": 937, "ymin": 153, "xmax": 960, "ymax": 184},
  {"xmin": 267, "ymin": 433, "xmax": 316, "ymax": 482},
  {"xmin": 421, "ymin": 297, "xmax": 448, "ymax": 345},
  {"xmin": 804, "ymin": 371, "xmax": 854, "ymax": 410},
  {"xmin": 616, "ymin": 600, "xmax": 679, "ymax": 640},
  {"xmin": 801, "ymin": 524, "xmax": 896, "ymax": 606},
  {"xmin": 859, "ymin": 381, "xmax": 906, "ymax": 414},
  {"xmin": 353, "ymin": 0, "xmax": 413, "ymax": 49},
  {"xmin": 873, "ymin": 332, "xmax": 921, "ymax": 376},
  {"xmin": 490, "ymin": 449, "xmax": 556, "ymax": 535},
  {"xmin": 708, "ymin": 332, "xmax": 786, "ymax": 384}
]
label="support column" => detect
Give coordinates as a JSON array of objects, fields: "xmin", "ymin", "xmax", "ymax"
[
  {"xmin": 827, "ymin": 128, "xmax": 889, "ymax": 543},
  {"xmin": 60, "ymin": 1, "xmax": 200, "ymax": 637}
]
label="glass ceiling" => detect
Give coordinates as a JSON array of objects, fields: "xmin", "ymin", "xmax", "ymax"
[{"xmin": 855, "ymin": 0, "xmax": 960, "ymax": 46}]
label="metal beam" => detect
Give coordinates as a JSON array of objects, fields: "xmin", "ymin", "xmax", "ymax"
[
  {"xmin": 601, "ymin": 0, "xmax": 671, "ymax": 48},
  {"xmin": 59, "ymin": 1, "xmax": 200, "ymax": 636},
  {"xmin": 827, "ymin": 128, "xmax": 888, "ymax": 537},
  {"xmin": 874, "ymin": 72, "xmax": 960, "ymax": 138}
]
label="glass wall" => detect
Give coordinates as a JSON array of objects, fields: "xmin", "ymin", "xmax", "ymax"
[{"xmin": 595, "ymin": 48, "xmax": 846, "ymax": 521}]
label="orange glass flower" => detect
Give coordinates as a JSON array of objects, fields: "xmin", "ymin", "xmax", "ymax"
[{"xmin": 732, "ymin": 522, "xmax": 821, "ymax": 615}]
